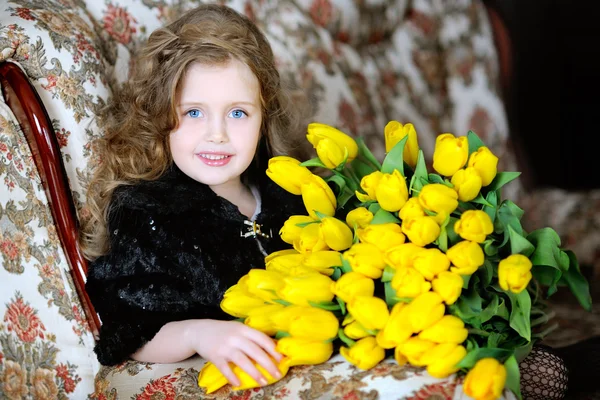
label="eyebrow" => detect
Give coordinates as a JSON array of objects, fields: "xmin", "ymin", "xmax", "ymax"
[{"xmin": 178, "ymin": 101, "xmax": 259, "ymax": 108}]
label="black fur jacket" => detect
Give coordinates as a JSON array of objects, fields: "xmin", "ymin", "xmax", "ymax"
[{"xmin": 85, "ymin": 165, "xmax": 305, "ymax": 366}]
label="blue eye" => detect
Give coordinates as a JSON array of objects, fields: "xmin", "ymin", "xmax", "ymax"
[
  {"xmin": 186, "ymin": 109, "xmax": 203, "ymax": 118},
  {"xmin": 229, "ymin": 109, "xmax": 247, "ymax": 119}
]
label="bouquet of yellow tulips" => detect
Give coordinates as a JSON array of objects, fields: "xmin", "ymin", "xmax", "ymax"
[{"xmin": 198, "ymin": 121, "xmax": 592, "ymax": 399}]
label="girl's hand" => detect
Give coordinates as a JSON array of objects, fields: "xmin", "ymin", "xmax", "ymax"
[{"xmin": 190, "ymin": 320, "xmax": 283, "ymax": 387}]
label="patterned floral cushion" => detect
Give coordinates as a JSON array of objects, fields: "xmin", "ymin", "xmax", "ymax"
[{"xmin": 1, "ymin": 0, "xmax": 597, "ymax": 398}]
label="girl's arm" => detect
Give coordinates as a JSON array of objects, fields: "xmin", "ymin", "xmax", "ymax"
[{"xmin": 131, "ymin": 319, "xmax": 283, "ymax": 386}]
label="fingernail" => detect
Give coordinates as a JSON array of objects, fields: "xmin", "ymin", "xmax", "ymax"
[
  {"xmin": 274, "ymin": 371, "xmax": 282, "ymax": 379},
  {"xmin": 259, "ymin": 377, "xmax": 268, "ymax": 385}
]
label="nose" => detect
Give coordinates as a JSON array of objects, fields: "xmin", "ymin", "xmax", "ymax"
[{"xmin": 205, "ymin": 118, "xmax": 228, "ymax": 144}]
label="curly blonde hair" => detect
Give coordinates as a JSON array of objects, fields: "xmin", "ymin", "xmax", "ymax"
[{"xmin": 80, "ymin": 4, "xmax": 310, "ymax": 260}]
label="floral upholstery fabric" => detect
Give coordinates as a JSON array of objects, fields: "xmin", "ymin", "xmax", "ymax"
[{"xmin": 0, "ymin": 0, "xmax": 597, "ymax": 398}]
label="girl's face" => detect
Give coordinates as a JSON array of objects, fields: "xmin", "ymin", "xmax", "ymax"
[{"xmin": 170, "ymin": 59, "xmax": 262, "ymax": 192}]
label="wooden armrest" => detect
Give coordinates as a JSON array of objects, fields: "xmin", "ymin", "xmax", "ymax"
[{"xmin": 0, "ymin": 61, "xmax": 100, "ymax": 339}]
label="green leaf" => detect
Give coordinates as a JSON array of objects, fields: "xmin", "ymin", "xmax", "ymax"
[
  {"xmin": 338, "ymin": 328, "xmax": 356, "ymax": 347},
  {"xmin": 314, "ymin": 210, "xmax": 330, "ymax": 220},
  {"xmin": 428, "ymin": 174, "xmax": 446, "ymax": 185},
  {"xmin": 274, "ymin": 299, "xmax": 293, "ymax": 306},
  {"xmin": 527, "ymin": 228, "xmax": 567, "ymax": 270},
  {"xmin": 371, "ymin": 209, "xmax": 401, "ymax": 225},
  {"xmin": 384, "ymin": 282, "xmax": 400, "ymax": 307},
  {"xmin": 504, "ymin": 355, "xmax": 523, "ymax": 400},
  {"xmin": 356, "ymin": 137, "xmax": 382, "ymax": 170},
  {"xmin": 514, "ymin": 341, "xmax": 534, "ymax": 363},
  {"xmin": 300, "ymin": 157, "xmax": 328, "ymax": 169},
  {"xmin": 308, "ymin": 301, "xmax": 341, "ymax": 311},
  {"xmin": 368, "ymin": 203, "xmax": 381, "ymax": 214},
  {"xmin": 337, "ymin": 186, "xmax": 357, "ymax": 209},
  {"xmin": 469, "ymin": 193, "xmax": 494, "ymax": 207},
  {"xmin": 508, "ymin": 225, "xmax": 535, "ymax": 257},
  {"xmin": 506, "ymin": 290, "xmax": 532, "ymax": 341},
  {"xmin": 331, "ymin": 267, "xmax": 342, "ymax": 281},
  {"xmin": 275, "ymin": 331, "xmax": 291, "ymax": 339},
  {"xmin": 456, "ymin": 347, "xmax": 513, "ymax": 369},
  {"xmin": 467, "ymin": 130, "xmax": 485, "ymax": 156},
  {"xmin": 478, "ymin": 293, "xmax": 500, "ymax": 324},
  {"xmin": 381, "ymin": 135, "xmax": 408, "ymax": 175},
  {"xmin": 531, "ymin": 265, "xmax": 561, "ymax": 297},
  {"xmin": 382, "ymin": 265, "xmax": 396, "ymax": 283},
  {"xmin": 478, "ymin": 260, "xmax": 494, "ymax": 287},
  {"xmin": 559, "ymin": 250, "xmax": 592, "ymax": 311},
  {"xmin": 486, "ymin": 172, "xmax": 522, "ymax": 192},
  {"xmin": 446, "ymin": 217, "xmax": 461, "ymax": 247},
  {"xmin": 327, "ymin": 173, "xmax": 348, "ymax": 194},
  {"xmin": 409, "ymin": 150, "xmax": 428, "ymax": 193},
  {"xmin": 350, "ymin": 158, "xmax": 377, "ymax": 179},
  {"xmin": 341, "ymin": 257, "xmax": 353, "ymax": 273},
  {"xmin": 337, "ymin": 297, "xmax": 347, "ymax": 315}
]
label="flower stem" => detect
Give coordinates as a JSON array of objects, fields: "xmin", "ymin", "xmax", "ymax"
[
  {"xmin": 531, "ymin": 310, "xmax": 556, "ymax": 327},
  {"xmin": 468, "ymin": 328, "xmax": 491, "ymax": 337}
]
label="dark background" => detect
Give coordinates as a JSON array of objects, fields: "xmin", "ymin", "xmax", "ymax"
[{"xmin": 486, "ymin": 0, "xmax": 600, "ymax": 190}]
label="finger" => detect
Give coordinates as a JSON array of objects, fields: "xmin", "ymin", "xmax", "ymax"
[
  {"xmin": 215, "ymin": 361, "xmax": 240, "ymax": 387},
  {"xmin": 231, "ymin": 351, "xmax": 268, "ymax": 386},
  {"xmin": 245, "ymin": 328, "xmax": 284, "ymax": 362},
  {"xmin": 241, "ymin": 340, "xmax": 282, "ymax": 380}
]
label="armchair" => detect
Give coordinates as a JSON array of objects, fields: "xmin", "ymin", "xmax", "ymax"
[{"xmin": 1, "ymin": 0, "xmax": 594, "ymax": 398}]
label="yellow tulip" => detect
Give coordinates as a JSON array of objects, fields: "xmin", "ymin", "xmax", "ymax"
[
  {"xmin": 198, "ymin": 358, "xmax": 290, "ymax": 394},
  {"xmin": 406, "ymin": 291, "xmax": 445, "ymax": 332},
  {"xmin": 384, "ymin": 121, "xmax": 419, "ymax": 167},
  {"xmin": 301, "ymin": 175, "xmax": 337, "ymax": 218},
  {"xmin": 376, "ymin": 302, "xmax": 414, "ymax": 348},
  {"xmin": 266, "ymin": 260, "xmax": 320, "ymax": 277},
  {"xmin": 315, "ymin": 137, "xmax": 347, "ymax": 169},
  {"xmin": 277, "ymin": 272, "xmax": 335, "ymax": 306},
  {"xmin": 244, "ymin": 303, "xmax": 286, "ymax": 336},
  {"xmin": 276, "ymin": 337, "xmax": 334, "ymax": 366},
  {"xmin": 401, "ymin": 216, "xmax": 440, "ymax": 247},
  {"xmin": 418, "ymin": 183, "xmax": 459, "ymax": 222},
  {"xmin": 463, "ymin": 358, "xmax": 507, "ymax": 400},
  {"xmin": 264, "ymin": 249, "xmax": 299, "ymax": 263},
  {"xmin": 266, "ymin": 156, "xmax": 313, "ymax": 195},
  {"xmin": 321, "ymin": 217, "xmax": 354, "ymax": 251},
  {"xmin": 396, "ymin": 337, "xmax": 437, "ymax": 366},
  {"xmin": 357, "ymin": 171, "xmax": 384, "ymax": 201},
  {"xmin": 357, "ymin": 223, "xmax": 406, "ymax": 251},
  {"xmin": 331, "ymin": 271, "xmax": 375, "ymax": 303},
  {"xmin": 498, "ymin": 254, "xmax": 533, "ymax": 293},
  {"xmin": 451, "ymin": 167, "xmax": 483, "ymax": 202},
  {"xmin": 468, "ymin": 146, "xmax": 499, "ymax": 186},
  {"xmin": 271, "ymin": 305, "xmax": 339, "ymax": 341},
  {"xmin": 265, "ymin": 251, "xmax": 310, "ymax": 272},
  {"xmin": 391, "ymin": 267, "xmax": 431, "ymax": 298},
  {"xmin": 293, "ymin": 223, "xmax": 328, "ymax": 253},
  {"xmin": 375, "ymin": 170, "xmax": 409, "ymax": 212},
  {"xmin": 422, "ymin": 343, "xmax": 467, "ymax": 378},
  {"xmin": 302, "ymin": 251, "xmax": 341, "ymax": 275},
  {"xmin": 229, "ymin": 357, "xmax": 290, "ymax": 391},
  {"xmin": 340, "ymin": 336, "xmax": 386, "ymax": 370},
  {"xmin": 246, "ymin": 269, "xmax": 285, "ymax": 301},
  {"xmin": 432, "ymin": 133, "xmax": 469, "ymax": 177},
  {"xmin": 345, "ymin": 207, "xmax": 374, "ymax": 229},
  {"xmin": 454, "ymin": 210, "xmax": 494, "ymax": 243},
  {"xmin": 307, "ymin": 122, "xmax": 359, "ymax": 162},
  {"xmin": 347, "ymin": 295, "xmax": 390, "ymax": 331},
  {"xmin": 280, "ymin": 215, "xmax": 316, "ymax": 245},
  {"xmin": 412, "ymin": 248, "xmax": 451, "ymax": 280},
  {"xmin": 288, "ymin": 308, "xmax": 339, "ymax": 341},
  {"xmin": 431, "ymin": 271, "xmax": 464, "ymax": 305},
  {"xmin": 418, "ymin": 315, "xmax": 468, "ymax": 344},
  {"xmin": 197, "ymin": 362, "xmax": 229, "ymax": 394},
  {"xmin": 344, "ymin": 320, "xmax": 371, "ymax": 339},
  {"xmin": 399, "ymin": 197, "xmax": 426, "ymax": 222},
  {"xmin": 220, "ymin": 282, "xmax": 268, "ymax": 319},
  {"xmin": 385, "ymin": 243, "xmax": 426, "ymax": 269},
  {"xmin": 343, "ymin": 243, "xmax": 387, "ymax": 279},
  {"xmin": 447, "ymin": 240, "xmax": 485, "ymax": 275}
]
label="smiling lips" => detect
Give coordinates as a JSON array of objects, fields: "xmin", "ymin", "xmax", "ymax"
[{"xmin": 196, "ymin": 152, "xmax": 233, "ymax": 166}]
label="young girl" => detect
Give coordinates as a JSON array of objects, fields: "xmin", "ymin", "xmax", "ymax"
[
  {"xmin": 81, "ymin": 4, "xmax": 583, "ymax": 399},
  {"xmin": 80, "ymin": 4, "xmax": 309, "ymax": 387}
]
